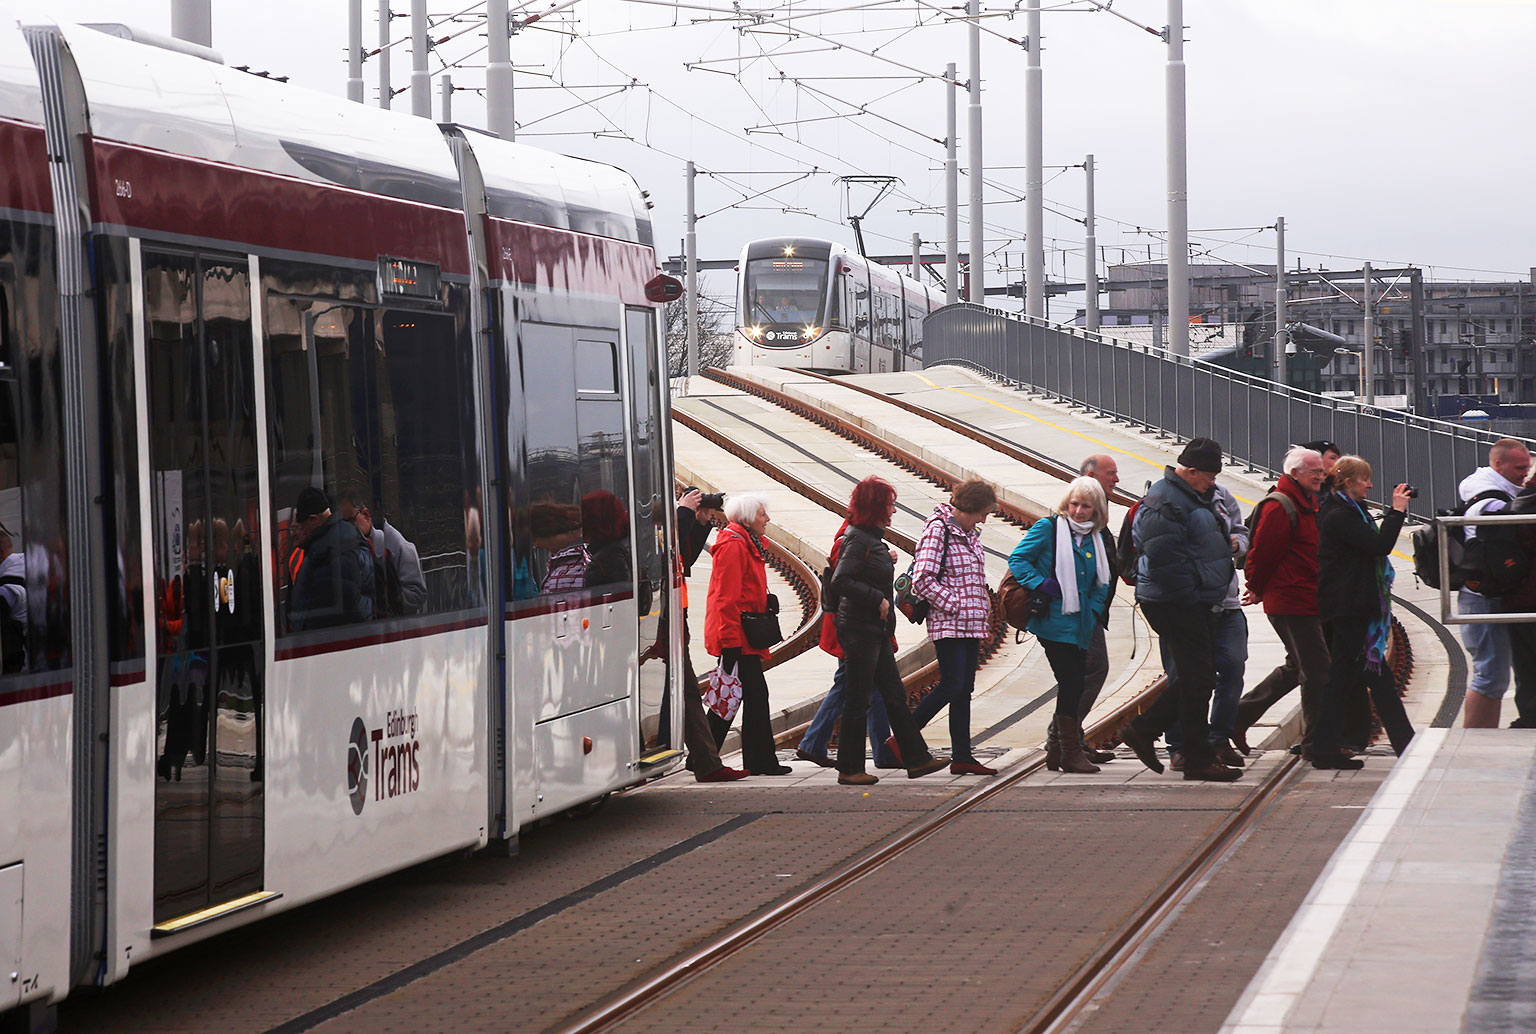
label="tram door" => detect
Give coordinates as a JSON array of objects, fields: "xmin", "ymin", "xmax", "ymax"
[
  {"xmin": 144, "ymin": 250, "xmax": 267, "ymax": 923},
  {"xmin": 626, "ymin": 308, "xmax": 673, "ymax": 758}
]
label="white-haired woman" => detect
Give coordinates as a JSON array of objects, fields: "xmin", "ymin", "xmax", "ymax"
[
  {"xmin": 1007, "ymin": 476, "xmax": 1115, "ymax": 774},
  {"xmin": 704, "ymin": 491, "xmax": 791, "ymax": 775}
]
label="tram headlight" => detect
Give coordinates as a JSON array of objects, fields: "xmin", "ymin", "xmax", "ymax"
[
  {"xmin": 803, "ymin": 325, "xmax": 823, "ymax": 343},
  {"xmin": 739, "ymin": 325, "xmax": 765, "ymax": 343}
]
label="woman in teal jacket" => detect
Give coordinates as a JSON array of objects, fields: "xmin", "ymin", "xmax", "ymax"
[{"xmin": 1008, "ymin": 476, "xmax": 1113, "ymax": 773}]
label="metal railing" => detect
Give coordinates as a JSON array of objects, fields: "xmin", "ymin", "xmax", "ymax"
[
  {"xmin": 1434, "ymin": 512, "xmax": 1536, "ymax": 624},
  {"xmin": 923, "ymin": 302, "xmax": 1515, "ymax": 519}
]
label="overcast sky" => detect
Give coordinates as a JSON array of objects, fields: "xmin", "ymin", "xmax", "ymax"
[{"xmin": 32, "ymin": 1, "xmax": 1536, "ymax": 315}]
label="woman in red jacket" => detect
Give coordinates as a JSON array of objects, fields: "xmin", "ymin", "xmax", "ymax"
[{"xmin": 704, "ymin": 491, "xmax": 792, "ymax": 775}]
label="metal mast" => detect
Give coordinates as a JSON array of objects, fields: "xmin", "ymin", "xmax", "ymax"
[
  {"xmin": 487, "ymin": 0, "xmax": 517, "ymax": 139},
  {"xmin": 967, "ymin": 0, "xmax": 984, "ymax": 302},
  {"xmin": 945, "ymin": 62, "xmax": 959, "ymax": 305},
  {"xmin": 1165, "ymin": 0, "xmax": 1189, "ymax": 354},
  {"xmin": 1024, "ymin": 3, "xmax": 1044, "ymax": 321}
]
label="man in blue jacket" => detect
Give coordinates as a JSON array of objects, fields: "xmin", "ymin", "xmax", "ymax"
[{"xmin": 1120, "ymin": 438, "xmax": 1242, "ymax": 782}]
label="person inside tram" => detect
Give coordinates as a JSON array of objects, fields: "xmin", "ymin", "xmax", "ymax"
[
  {"xmin": 286, "ymin": 486, "xmax": 374, "ymax": 632},
  {"xmin": 0, "ymin": 520, "xmax": 27, "ymax": 674},
  {"xmin": 531, "ymin": 501, "xmax": 588, "ymax": 593},
  {"xmin": 339, "ymin": 489, "xmax": 428, "ymax": 618},
  {"xmin": 773, "ymin": 294, "xmax": 810, "ymax": 323}
]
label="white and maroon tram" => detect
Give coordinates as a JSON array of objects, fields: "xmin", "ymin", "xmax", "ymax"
[
  {"xmin": 0, "ymin": 17, "xmax": 684, "ymax": 1024},
  {"xmin": 733, "ymin": 237, "xmax": 943, "ymax": 374}
]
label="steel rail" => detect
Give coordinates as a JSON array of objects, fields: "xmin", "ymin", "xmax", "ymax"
[
  {"xmin": 700, "ymin": 368, "xmax": 1045, "ymax": 529},
  {"xmin": 1014, "ymin": 753, "xmax": 1306, "ymax": 1034},
  {"xmin": 548, "ymin": 674, "xmax": 1168, "ymax": 1034}
]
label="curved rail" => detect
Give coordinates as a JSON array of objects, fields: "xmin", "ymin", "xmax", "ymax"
[{"xmin": 792, "ymin": 367, "xmax": 1142, "ymax": 507}]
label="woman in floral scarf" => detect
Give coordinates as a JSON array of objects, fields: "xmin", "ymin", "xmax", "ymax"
[{"xmin": 1315, "ymin": 456, "xmax": 1416, "ymax": 756}]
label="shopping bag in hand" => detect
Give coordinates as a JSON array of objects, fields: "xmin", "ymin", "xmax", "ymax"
[{"xmin": 705, "ymin": 661, "xmax": 744, "ymax": 721}]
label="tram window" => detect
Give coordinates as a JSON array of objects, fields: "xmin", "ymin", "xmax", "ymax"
[
  {"xmin": 520, "ymin": 324, "xmax": 630, "ymax": 597},
  {"xmin": 0, "ymin": 276, "xmax": 11, "ymax": 373},
  {"xmin": 0, "ymin": 276, "xmax": 22, "ymax": 676},
  {"xmin": 263, "ymin": 263, "xmax": 480, "ymax": 633},
  {"xmin": 576, "ymin": 338, "xmax": 618, "ymax": 394}
]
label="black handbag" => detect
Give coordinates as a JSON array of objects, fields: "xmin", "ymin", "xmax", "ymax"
[{"xmin": 740, "ymin": 592, "xmax": 784, "ymax": 649}]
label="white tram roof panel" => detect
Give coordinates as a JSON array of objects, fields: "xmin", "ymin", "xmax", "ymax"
[
  {"xmin": 461, "ymin": 130, "xmax": 651, "ymax": 246},
  {"xmin": 0, "ymin": 13, "xmax": 44, "ymax": 123},
  {"xmin": 48, "ymin": 18, "xmax": 463, "ymax": 209}
]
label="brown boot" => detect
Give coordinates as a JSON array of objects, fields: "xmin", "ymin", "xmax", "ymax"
[
  {"xmin": 1083, "ymin": 739, "xmax": 1115, "ymax": 764},
  {"xmin": 1045, "ymin": 715, "xmax": 1062, "ymax": 771},
  {"xmin": 1054, "ymin": 715, "xmax": 1100, "ymax": 774}
]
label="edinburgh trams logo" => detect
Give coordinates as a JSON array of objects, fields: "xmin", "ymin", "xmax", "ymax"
[{"xmin": 347, "ymin": 708, "xmax": 423, "ymax": 815}]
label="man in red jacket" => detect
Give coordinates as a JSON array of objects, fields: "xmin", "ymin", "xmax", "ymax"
[{"xmin": 1234, "ymin": 446, "xmax": 1359, "ymax": 769}]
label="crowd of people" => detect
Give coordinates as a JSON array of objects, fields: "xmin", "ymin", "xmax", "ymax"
[{"xmin": 682, "ymin": 428, "xmax": 1462, "ymax": 785}]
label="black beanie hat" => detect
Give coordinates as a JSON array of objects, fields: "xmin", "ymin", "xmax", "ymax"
[
  {"xmin": 295, "ymin": 486, "xmax": 330, "ymax": 521},
  {"xmin": 1176, "ymin": 437, "xmax": 1223, "ymax": 474}
]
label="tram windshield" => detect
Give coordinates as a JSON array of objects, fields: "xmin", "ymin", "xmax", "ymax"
[{"xmin": 744, "ymin": 257, "xmax": 828, "ymax": 326}]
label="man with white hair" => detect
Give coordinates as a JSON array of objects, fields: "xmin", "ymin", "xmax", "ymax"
[{"xmin": 1233, "ymin": 446, "xmax": 1357, "ymax": 769}]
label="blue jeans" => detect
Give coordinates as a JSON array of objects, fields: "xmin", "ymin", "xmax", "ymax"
[
  {"xmin": 1461, "ymin": 589, "xmax": 1512, "ymax": 700},
  {"xmin": 910, "ymin": 637, "xmax": 982, "ymax": 763},
  {"xmin": 800, "ymin": 659, "xmax": 897, "ymax": 765},
  {"xmin": 1166, "ymin": 608, "xmax": 1247, "ymax": 749}
]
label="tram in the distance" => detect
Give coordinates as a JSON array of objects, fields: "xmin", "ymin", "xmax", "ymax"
[
  {"xmin": 733, "ymin": 237, "xmax": 944, "ymax": 374},
  {"xmin": 1, "ymin": 16, "xmax": 683, "ymax": 1024}
]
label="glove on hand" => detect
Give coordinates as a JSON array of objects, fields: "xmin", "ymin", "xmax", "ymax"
[{"xmin": 1037, "ymin": 577, "xmax": 1062, "ymax": 599}]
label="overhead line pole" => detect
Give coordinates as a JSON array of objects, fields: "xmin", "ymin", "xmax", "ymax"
[
  {"xmin": 1275, "ymin": 216, "xmax": 1287, "ymax": 384},
  {"xmin": 1165, "ymin": 0, "xmax": 1189, "ymax": 355},
  {"xmin": 1084, "ymin": 154, "xmax": 1098, "ymax": 334},
  {"xmin": 348, "ymin": 0, "xmax": 365, "ymax": 102},
  {"xmin": 967, "ymin": 0, "xmax": 984, "ymax": 303},
  {"xmin": 1363, "ymin": 260, "xmax": 1375, "ymax": 404},
  {"xmin": 487, "ymin": 0, "xmax": 516, "ymax": 139},
  {"xmin": 411, "ymin": 0, "xmax": 431, "ymax": 118},
  {"xmin": 686, "ymin": 161, "xmax": 699, "ymax": 386},
  {"xmin": 1024, "ymin": 3, "xmax": 1043, "ymax": 321},
  {"xmin": 378, "ymin": 1, "xmax": 392, "ymax": 109},
  {"xmin": 945, "ymin": 61, "xmax": 959, "ymax": 305}
]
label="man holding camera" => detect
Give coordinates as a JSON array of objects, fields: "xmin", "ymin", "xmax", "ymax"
[{"xmin": 677, "ymin": 487, "xmax": 748, "ymax": 782}]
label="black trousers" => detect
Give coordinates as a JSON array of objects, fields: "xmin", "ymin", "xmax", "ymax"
[
  {"xmin": 1505, "ymin": 622, "xmax": 1536, "ymax": 726},
  {"xmin": 706, "ymin": 649, "xmax": 779, "ymax": 773},
  {"xmin": 1323, "ymin": 616, "xmax": 1415, "ymax": 755},
  {"xmin": 1133, "ymin": 602, "xmax": 1219, "ymax": 768},
  {"xmin": 1040, "ymin": 638, "xmax": 1087, "ymax": 718},
  {"xmin": 1235, "ymin": 613, "xmax": 1331, "ymax": 752},
  {"xmin": 835, "ymin": 631, "xmax": 931, "ymax": 775}
]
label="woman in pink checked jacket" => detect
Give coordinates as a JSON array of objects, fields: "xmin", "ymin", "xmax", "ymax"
[{"xmin": 909, "ymin": 480, "xmax": 1000, "ymax": 776}]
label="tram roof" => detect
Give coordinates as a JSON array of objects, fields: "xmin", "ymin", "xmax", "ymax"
[{"xmin": 11, "ymin": 17, "xmax": 651, "ymax": 245}]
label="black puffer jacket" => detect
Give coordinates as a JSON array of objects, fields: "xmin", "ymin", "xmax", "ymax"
[
  {"xmin": 831, "ymin": 523, "xmax": 897, "ymax": 639},
  {"xmin": 1316, "ymin": 493, "xmax": 1405, "ymax": 621}
]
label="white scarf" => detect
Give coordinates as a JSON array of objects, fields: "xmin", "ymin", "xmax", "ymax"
[{"xmin": 1055, "ymin": 516, "xmax": 1109, "ymax": 616}]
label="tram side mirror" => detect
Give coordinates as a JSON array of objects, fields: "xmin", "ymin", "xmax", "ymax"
[{"xmin": 645, "ymin": 274, "xmax": 684, "ymax": 303}]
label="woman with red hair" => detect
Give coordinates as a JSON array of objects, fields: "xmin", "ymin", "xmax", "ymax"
[{"xmin": 830, "ymin": 476, "xmax": 949, "ymax": 785}]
